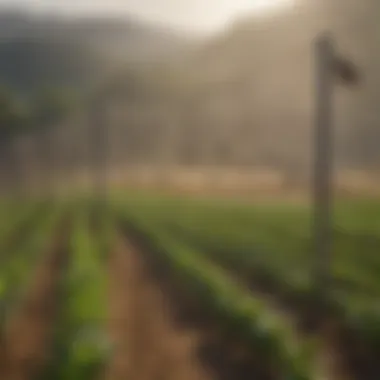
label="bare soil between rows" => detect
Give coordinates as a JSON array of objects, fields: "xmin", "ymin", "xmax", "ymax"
[
  {"xmin": 104, "ymin": 236, "xmax": 214, "ymax": 380},
  {"xmin": 0, "ymin": 223, "xmax": 69, "ymax": 380},
  {"xmin": 108, "ymin": 229, "xmax": 285, "ymax": 380}
]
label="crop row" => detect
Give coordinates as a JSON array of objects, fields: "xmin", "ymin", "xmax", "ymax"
[
  {"xmin": 119, "ymin": 194, "xmax": 380, "ymax": 366},
  {"xmin": 120, "ymin": 206, "xmax": 317, "ymax": 380},
  {"xmin": 41, "ymin": 204, "xmax": 112, "ymax": 380},
  {"xmin": 0, "ymin": 202, "xmax": 64, "ymax": 330},
  {"xmin": 157, "ymin": 211, "xmax": 380, "ymax": 353}
]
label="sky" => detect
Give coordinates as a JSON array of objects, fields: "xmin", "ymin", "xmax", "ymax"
[{"xmin": 0, "ymin": 0, "xmax": 295, "ymax": 33}]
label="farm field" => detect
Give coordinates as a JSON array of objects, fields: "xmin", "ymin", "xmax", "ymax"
[{"xmin": 0, "ymin": 193, "xmax": 379, "ymax": 380}]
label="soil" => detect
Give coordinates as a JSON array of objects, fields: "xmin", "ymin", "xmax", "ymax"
[
  {"xmin": 0, "ymin": 225, "xmax": 68, "ymax": 380},
  {"xmin": 103, "ymin": 237, "xmax": 212, "ymax": 380},
  {"xmin": 103, "ymin": 231, "xmax": 281, "ymax": 380}
]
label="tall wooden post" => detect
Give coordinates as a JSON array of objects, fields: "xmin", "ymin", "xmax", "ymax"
[
  {"xmin": 90, "ymin": 93, "xmax": 108, "ymax": 224},
  {"xmin": 313, "ymin": 32, "xmax": 335, "ymax": 301}
]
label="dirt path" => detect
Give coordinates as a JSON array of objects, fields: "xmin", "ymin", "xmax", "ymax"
[
  {"xmin": 103, "ymin": 236, "xmax": 213, "ymax": 380},
  {"xmin": 0, "ymin": 225, "xmax": 68, "ymax": 380}
]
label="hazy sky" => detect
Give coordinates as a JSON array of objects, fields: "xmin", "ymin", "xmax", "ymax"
[{"xmin": 0, "ymin": 0, "xmax": 295, "ymax": 33}]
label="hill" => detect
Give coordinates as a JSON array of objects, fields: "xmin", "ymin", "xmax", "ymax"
[
  {"xmin": 145, "ymin": 0, "xmax": 380, "ymax": 174},
  {"xmin": 0, "ymin": 10, "xmax": 193, "ymax": 95}
]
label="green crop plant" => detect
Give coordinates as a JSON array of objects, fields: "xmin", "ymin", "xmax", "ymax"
[
  {"xmin": 41, "ymin": 205, "xmax": 111, "ymax": 380},
  {"xmin": 121, "ymin": 208, "xmax": 317, "ymax": 380}
]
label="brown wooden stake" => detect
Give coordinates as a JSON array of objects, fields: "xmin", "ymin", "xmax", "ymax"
[{"xmin": 313, "ymin": 32, "xmax": 335, "ymax": 307}]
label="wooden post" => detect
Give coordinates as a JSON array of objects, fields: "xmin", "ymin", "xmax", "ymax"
[
  {"xmin": 313, "ymin": 32, "xmax": 335, "ymax": 301},
  {"xmin": 90, "ymin": 93, "xmax": 108, "ymax": 224}
]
